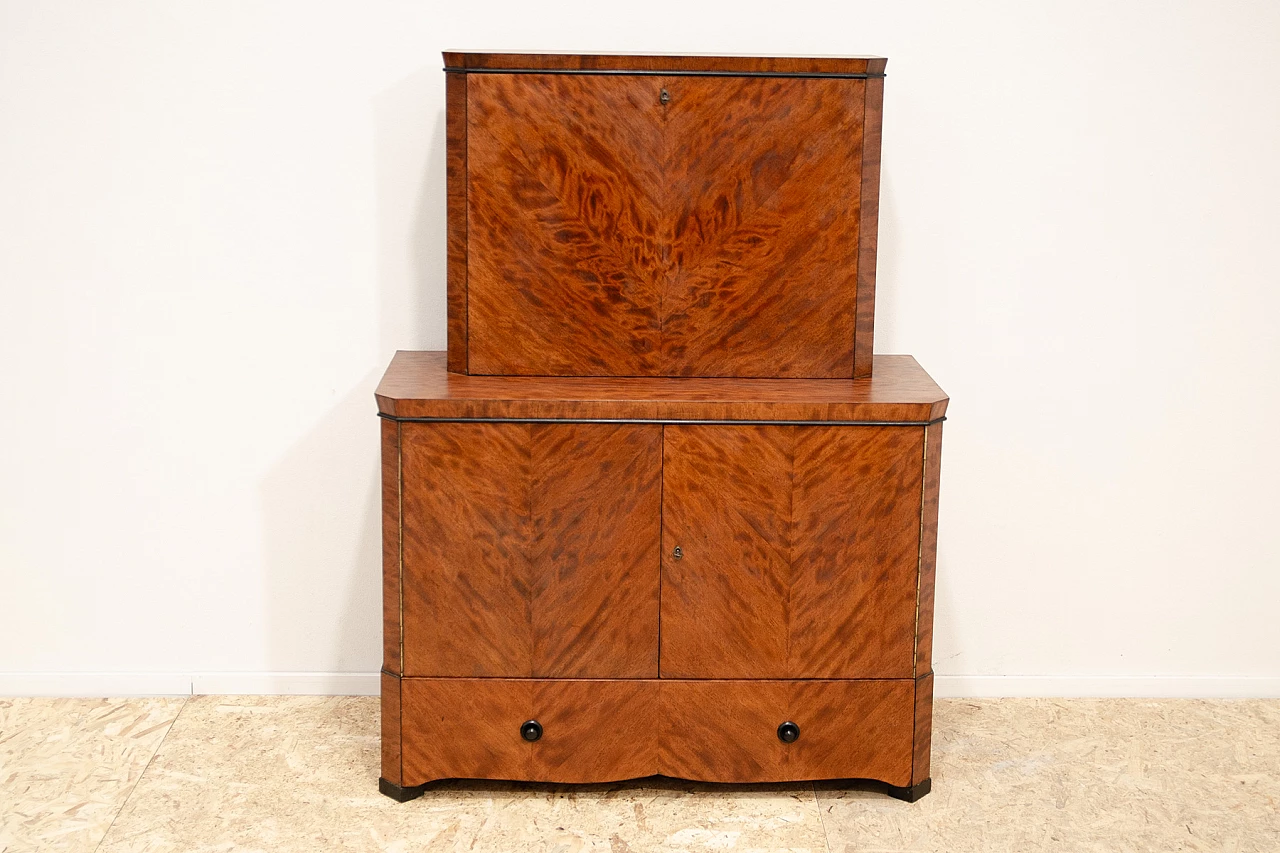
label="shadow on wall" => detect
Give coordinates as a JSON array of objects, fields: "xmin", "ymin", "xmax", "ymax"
[{"xmin": 258, "ymin": 66, "xmax": 446, "ymax": 681}]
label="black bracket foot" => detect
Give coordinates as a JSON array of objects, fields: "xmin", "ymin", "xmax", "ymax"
[
  {"xmin": 885, "ymin": 778, "xmax": 931, "ymax": 802},
  {"xmin": 379, "ymin": 777, "xmax": 427, "ymax": 802}
]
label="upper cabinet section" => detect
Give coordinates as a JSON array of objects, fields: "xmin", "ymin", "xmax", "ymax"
[{"xmin": 445, "ymin": 53, "xmax": 886, "ymax": 379}]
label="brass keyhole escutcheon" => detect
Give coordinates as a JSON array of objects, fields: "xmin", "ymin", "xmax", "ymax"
[
  {"xmin": 672, "ymin": 546, "xmax": 683, "ymax": 560},
  {"xmin": 659, "ymin": 88, "xmax": 670, "ymax": 105}
]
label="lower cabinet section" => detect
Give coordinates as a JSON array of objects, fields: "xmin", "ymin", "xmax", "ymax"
[{"xmin": 391, "ymin": 676, "xmax": 920, "ymax": 788}]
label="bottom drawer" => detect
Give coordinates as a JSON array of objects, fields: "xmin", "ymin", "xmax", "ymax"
[{"xmin": 398, "ymin": 678, "xmax": 914, "ymax": 787}]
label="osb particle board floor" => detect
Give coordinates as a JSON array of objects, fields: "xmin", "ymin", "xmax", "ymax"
[{"xmin": 1, "ymin": 697, "xmax": 1277, "ymax": 852}]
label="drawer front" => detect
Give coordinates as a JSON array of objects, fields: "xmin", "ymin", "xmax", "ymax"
[
  {"xmin": 660, "ymin": 424, "xmax": 924, "ymax": 679},
  {"xmin": 660, "ymin": 679, "xmax": 914, "ymax": 786},
  {"xmin": 400, "ymin": 678, "xmax": 658, "ymax": 786},
  {"xmin": 399, "ymin": 422, "xmax": 661, "ymax": 678},
  {"xmin": 398, "ymin": 678, "xmax": 914, "ymax": 787}
]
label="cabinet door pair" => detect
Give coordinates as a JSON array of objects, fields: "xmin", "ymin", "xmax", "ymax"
[
  {"xmin": 464, "ymin": 73, "xmax": 868, "ymax": 378},
  {"xmin": 398, "ymin": 421, "xmax": 922, "ymax": 679}
]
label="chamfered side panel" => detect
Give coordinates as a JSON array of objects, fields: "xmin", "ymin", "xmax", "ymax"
[
  {"xmin": 400, "ymin": 422, "xmax": 661, "ymax": 678},
  {"xmin": 381, "ymin": 417, "xmax": 401, "ymax": 675},
  {"xmin": 466, "ymin": 73, "xmax": 666, "ymax": 375},
  {"xmin": 660, "ymin": 77, "xmax": 864, "ymax": 378},
  {"xmin": 660, "ymin": 425, "xmax": 923, "ymax": 679},
  {"xmin": 915, "ymin": 420, "xmax": 944, "ymax": 676},
  {"xmin": 380, "ymin": 671, "xmax": 402, "ymax": 785},
  {"xmin": 912, "ymin": 671, "xmax": 934, "ymax": 785}
]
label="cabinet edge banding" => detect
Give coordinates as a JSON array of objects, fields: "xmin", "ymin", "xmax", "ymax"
[
  {"xmin": 444, "ymin": 68, "xmax": 885, "ymax": 80},
  {"xmin": 378, "ymin": 415, "xmax": 946, "ymax": 426}
]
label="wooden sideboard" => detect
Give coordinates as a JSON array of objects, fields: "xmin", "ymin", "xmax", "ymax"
[
  {"xmin": 378, "ymin": 52, "xmax": 946, "ymax": 803},
  {"xmin": 377, "ymin": 352, "xmax": 945, "ymax": 801}
]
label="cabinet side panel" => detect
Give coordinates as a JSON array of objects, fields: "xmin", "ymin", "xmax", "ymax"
[
  {"xmin": 661, "ymin": 77, "xmax": 863, "ymax": 378},
  {"xmin": 915, "ymin": 421, "xmax": 943, "ymax": 675},
  {"xmin": 912, "ymin": 671, "xmax": 934, "ymax": 785},
  {"xmin": 530, "ymin": 424, "xmax": 662, "ymax": 677},
  {"xmin": 380, "ymin": 671, "xmax": 402, "ymax": 785},
  {"xmin": 401, "ymin": 422, "xmax": 534, "ymax": 676},
  {"xmin": 381, "ymin": 418, "xmax": 401, "ymax": 674},
  {"xmin": 853, "ymin": 76, "xmax": 883, "ymax": 379},
  {"xmin": 466, "ymin": 73, "xmax": 665, "ymax": 375},
  {"xmin": 447, "ymin": 72, "xmax": 468, "ymax": 372}
]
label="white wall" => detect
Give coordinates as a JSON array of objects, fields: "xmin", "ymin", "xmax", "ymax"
[{"xmin": 2, "ymin": 0, "xmax": 1278, "ymax": 697}]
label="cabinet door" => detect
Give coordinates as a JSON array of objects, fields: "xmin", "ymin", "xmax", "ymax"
[
  {"xmin": 400, "ymin": 422, "xmax": 661, "ymax": 678},
  {"xmin": 464, "ymin": 73, "xmax": 866, "ymax": 378},
  {"xmin": 660, "ymin": 76, "xmax": 864, "ymax": 378},
  {"xmin": 660, "ymin": 424, "xmax": 922, "ymax": 678},
  {"xmin": 466, "ymin": 73, "xmax": 666, "ymax": 376}
]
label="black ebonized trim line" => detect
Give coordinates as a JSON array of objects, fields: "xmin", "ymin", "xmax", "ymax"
[
  {"xmin": 445, "ymin": 67, "xmax": 884, "ymax": 80},
  {"xmin": 378, "ymin": 415, "xmax": 946, "ymax": 427}
]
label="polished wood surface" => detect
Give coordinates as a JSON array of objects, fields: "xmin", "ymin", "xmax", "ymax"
[
  {"xmin": 381, "ymin": 671, "xmax": 402, "ymax": 786},
  {"xmin": 853, "ymin": 76, "xmax": 884, "ymax": 378},
  {"xmin": 452, "ymin": 57, "xmax": 882, "ymax": 378},
  {"xmin": 400, "ymin": 678, "xmax": 658, "ymax": 785},
  {"xmin": 912, "ymin": 671, "xmax": 934, "ymax": 786},
  {"xmin": 444, "ymin": 52, "xmax": 887, "ymax": 75},
  {"xmin": 660, "ymin": 425, "xmax": 923, "ymax": 679},
  {"xmin": 915, "ymin": 420, "xmax": 944, "ymax": 676},
  {"xmin": 660, "ymin": 679, "xmax": 913, "ymax": 786},
  {"xmin": 399, "ymin": 422, "xmax": 660, "ymax": 678},
  {"xmin": 661, "ymin": 76, "xmax": 862, "ymax": 377},
  {"xmin": 376, "ymin": 351, "xmax": 949, "ymax": 422},
  {"xmin": 466, "ymin": 73, "xmax": 664, "ymax": 375},
  {"xmin": 446, "ymin": 72, "xmax": 468, "ymax": 373},
  {"xmin": 381, "ymin": 418, "xmax": 401, "ymax": 675},
  {"xmin": 398, "ymin": 677, "xmax": 910, "ymax": 787}
]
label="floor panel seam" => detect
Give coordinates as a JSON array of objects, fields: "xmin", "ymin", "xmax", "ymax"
[
  {"xmin": 92, "ymin": 696, "xmax": 188, "ymax": 853},
  {"xmin": 813, "ymin": 782, "xmax": 833, "ymax": 853}
]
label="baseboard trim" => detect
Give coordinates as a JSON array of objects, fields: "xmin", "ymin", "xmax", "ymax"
[
  {"xmin": 0, "ymin": 672, "xmax": 381, "ymax": 697},
  {"xmin": 1, "ymin": 673, "xmax": 1276, "ymax": 699},
  {"xmin": 933, "ymin": 675, "xmax": 1280, "ymax": 698}
]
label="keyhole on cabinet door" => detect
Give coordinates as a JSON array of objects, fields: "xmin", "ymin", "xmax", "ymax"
[
  {"xmin": 672, "ymin": 546, "xmax": 683, "ymax": 560},
  {"xmin": 659, "ymin": 88, "xmax": 670, "ymax": 105}
]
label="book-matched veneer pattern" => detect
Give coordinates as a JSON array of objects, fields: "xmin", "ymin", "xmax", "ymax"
[
  {"xmin": 399, "ymin": 421, "xmax": 661, "ymax": 678},
  {"xmin": 449, "ymin": 54, "xmax": 883, "ymax": 378},
  {"xmin": 398, "ymin": 677, "xmax": 913, "ymax": 787},
  {"xmin": 660, "ymin": 424, "xmax": 923, "ymax": 679}
]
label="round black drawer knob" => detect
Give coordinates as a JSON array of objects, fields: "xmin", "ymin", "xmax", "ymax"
[
  {"xmin": 520, "ymin": 720, "xmax": 543, "ymax": 742},
  {"xmin": 777, "ymin": 721, "xmax": 800, "ymax": 743}
]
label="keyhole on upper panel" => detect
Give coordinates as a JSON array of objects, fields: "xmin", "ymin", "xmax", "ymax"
[
  {"xmin": 659, "ymin": 88, "xmax": 670, "ymax": 105},
  {"xmin": 672, "ymin": 546, "xmax": 683, "ymax": 560}
]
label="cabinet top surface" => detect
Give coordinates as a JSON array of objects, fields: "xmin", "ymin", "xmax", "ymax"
[
  {"xmin": 442, "ymin": 52, "xmax": 887, "ymax": 75},
  {"xmin": 377, "ymin": 352, "xmax": 946, "ymax": 423}
]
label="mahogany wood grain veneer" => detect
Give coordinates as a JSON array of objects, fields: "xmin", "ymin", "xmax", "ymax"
[
  {"xmin": 379, "ymin": 351, "xmax": 946, "ymax": 802},
  {"xmin": 447, "ymin": 52, "xmax": 886, "ymax": 378},
  {"xmin": 379, "ymin": 52, "xmax": 946, "ymax": 804}
]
